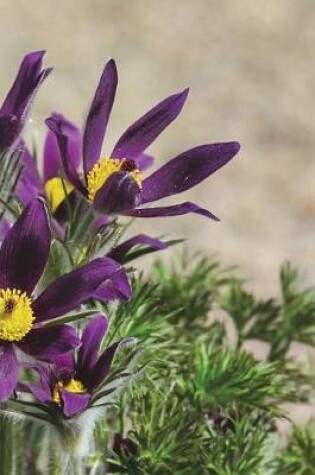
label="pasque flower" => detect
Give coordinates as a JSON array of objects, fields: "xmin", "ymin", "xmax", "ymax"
[
  {"xmin": 15, "ymin": 116, "xmax": 81, "ymax": 216},
  {"xmin": 45, "ymin": 59, "xmax": 240, "ymax": 220},
  {"xmin": 0, "ymin": 51, "xmax": 51, "ymax": 153},
  {"xmin": 0, "ymin": 199, "xmax": 130, "ymax": 401},
  {"xmin": 14, "ymin": 131, "xmax": 166, "ymax": 263},
  {"xmin": 27, "ymin": 315, "xmax": 129, "ymax": 417}
]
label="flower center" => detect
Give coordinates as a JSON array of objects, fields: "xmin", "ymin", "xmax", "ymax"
[
  {"xmin": 53, "ymin": 378, "xmax": 86, "ymax": 406},
  {"xmin": 44, "ymin": 177, "xmax": 74, "ymax": 213},
  {"xmin": 0, "ymin": 289, "xmax": 34, "ymax": 341},
  {"xmin": 87, "ymin": 158, "xmax": 142, "ymax": 203}
]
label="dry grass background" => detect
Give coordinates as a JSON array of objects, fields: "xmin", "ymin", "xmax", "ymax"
[{"xmin": 0, "ymin": 0, "xmax": 314, "ymax": 294}]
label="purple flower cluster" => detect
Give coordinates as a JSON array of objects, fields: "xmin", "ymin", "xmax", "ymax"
[{"xmin": 0, "ymin": 51, "xmax": 240, "ymax": 418}]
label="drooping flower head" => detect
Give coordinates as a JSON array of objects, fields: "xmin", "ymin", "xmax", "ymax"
[
  {"xmin": 0, "ymin": 199, "xmax": 131, "ymax": 401},
  {"xmin": 45, "ymin": 59, "xmax": 240, "ymax": 221},
  {"xmin": 27, "ymin": 315, "xmax": 131, "ymax": 417},
  {"xmin": 0, "ymin": 51, "xmax": 51, "ymax": 153}
]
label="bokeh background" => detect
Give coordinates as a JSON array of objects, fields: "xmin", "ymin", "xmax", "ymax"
[{"xmin": 1, "ymin": 0, "xmax": 314, "ymax": 293}]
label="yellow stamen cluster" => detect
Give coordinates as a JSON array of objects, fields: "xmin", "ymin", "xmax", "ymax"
[
  {"xmin": 53, "ymin": 378, "xmax": 86, "ymax": 406},
  {"xmin": 87, "ymin": 157, "xmax": 142, "ymax": 203},
  {"xmin": 44, "ymin": 177, "xmax": 74, "ymax": 213},
  {"xmin": 0, "ymin": 289, "xmax": 34, "ymax": 341}
]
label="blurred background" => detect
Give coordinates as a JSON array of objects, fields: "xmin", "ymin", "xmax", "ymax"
[{"xmin": 1, "ymin": 0, "xmax": 314, "ymax": 293}]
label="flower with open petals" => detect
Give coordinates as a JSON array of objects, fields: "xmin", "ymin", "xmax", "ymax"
[
  {"xmin": 46, "ymin": 58, "xmax": 240, "ymax": 220},
  {"xmin": 27, "ymin": 315, "xmax": 130, "ymax": 417},
  {"xmin": 0, "ymin": 51, "xmax": 51, "ymax": 153},
  {"xmin": 14, "ymin": 133, "xmax": 166, "ymax": 263},
  {"xmin": 0, "ymin": 199, "xmax": 130, "ymax": 401}
]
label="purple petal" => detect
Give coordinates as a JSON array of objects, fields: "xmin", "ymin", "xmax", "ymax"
[
  {"xmin": 61, "ymin": 390, "xmax": 90, "ymax": 417},
  {"xmin": 112, "ymin": 88, "xmax": 189, "ymax": 159},
  {"xmin": 93, "ymin": 171, "xmax": 141, "ymax": 215},
  {"xmin": 32, "ymin": 257, "xmax": 121, "ymax": 322},
  {"xmin": 0, "ymin": 51, "xmax": 49, "ymax": 118},
  {"xmin": 92, "ymin": 215, "xmax": 110, "ymax": 234},
  {"xmin": 0, "ymin": 52, "xmax": 51, "ymax": 147},
  {"xmin": 45, "ymin": 116, "xmax": 87, "ymax": 197},
  {"xmin": 92, "ymin": 268, "xmax": 132, "ymax": 302},
  {"xmin": 44, "ymin": 113, "xmax": 81, "ymax": 182},
  {"xmin": 141, "ymin": 142, "xmax": 241, "ymax": 204},
  {"xmin": 0, "ymin": 343, "xmax": 19, "ymax": 401},
  {"xmin": 86, "ymin": 340, "xmax": 122, "ymax": 389},
  {"xmin": 54, "ymin": 352, "xmax": 76, "ymax": 377},
  {"xmin": 27, "ymin": 383, "xmax": 53, "ymax": 404},
  {"xmin": 134, "ymin": 153, "xmax": 154, "ymax": 172},
  {"xmin": 18, "ymin": 141, "xmax": 42, "ymax": 189},
  {"xmin": 16, "ymin": 179, "xmax": 39, "ymax": 207},
  {"xmin": 18, "ymin": 324, "xmax": 80, "ymax": 362},
  {"xmin": 77, "ymin": 315, "xmax": 108, "ymax": 375},
  {"xmin": 0, "ymin": 198, "xmax": 51, "ymax": 294},
  {"xmin": 125, "ymin": 202, "xmax": 219, "ymax": 220},
  {"xmin": 16, "ymin": 142, "xmax": 43, "ymax": 206},
  {"xmin": 0, "ymin": 114, "xmax": 19, "ymax": 152},
  {"xmin": 83, "ymin": 59, "xmax": 118, "ymax": 175},
  {"xmin": 108, "ymin": 234, "xmax": 167, "ymax": 262},
  {"xmin": 24, "ymin": 361, "xmax": 52, "ymax": 393}
]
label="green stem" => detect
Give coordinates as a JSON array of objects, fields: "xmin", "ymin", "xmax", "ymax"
[{"xmin": 0, "ymin": 413, "xmax": 16, "ymax": 475}]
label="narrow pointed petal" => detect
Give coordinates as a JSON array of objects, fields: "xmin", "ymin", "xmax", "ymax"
[
  {"xmin": 92, "ymin": 268, "xmax": 132, "ymax": 302},
  {"xmin": 0, "ymin": 51, "xmax": 51, "ymax": 121},
  {"xmin": 93, "ymin": 171, "xmax": 141, "ymax": 215},
  {"xmin": 86, "ymin": 339, "xmax": 128, "ymax": 389},
  {"xmin": 112, "ymin": 88, "xmax": 189, "ymax": 159},
  {"xmin": 45, "ymin": 116, "xmax": 87, "ymax": 196},
  {"xmin": 83, "ymin": 59, "xmax": 118, "ymax": 175},
  {"xmin": 32, "ymin": 257, "xmax": 121, "ymax": 322},
  {"xmin": 108, "ymin": 234, "xmax": 167, "ymax": 262},
  {"xmin": 0, "ymin": 344, "xmax": 19, "ymax": 401},
  {"xmin": 0, "ymin": 199, "xmax": 51, "ymax": 294},
  {"xmin": 44, "ymin": 113, "xmax": 81, "ymax": 182},
  {"xmin": 61, "ymin": 390, "xmax": 90, "ymax": 417},
  {"xmin": 0, "ymin": 52, "xmax": 51, "ymax": 150},
  {"xmin": 134, "ymin": 153, "xmax": 154, "ymax": 172},
  {"xmin": 77, "ymin": 315, "xmax": 108, "ymax": 374},
  {"xmin": 18, "ymin": 325, "xmax": 80, "ymax": 361},
  {"xmin": 125, "ymin": 202, "xmax": 219, "ymax": 220},
  {"xmin": 141, "ymin": 142, "xmax": 241, "ymax": 204}
]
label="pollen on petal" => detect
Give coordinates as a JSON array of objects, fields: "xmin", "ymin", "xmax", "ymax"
[
  {"xmin": 87, "ymin": 157, "xmax": 142, "ymax": 203},
  {"xmin": 44, "ymin": 177, "xmax": 74, "ymax": 213},
  {"xmin": 0, "ymin": 289, "xmax": 34, "ymax": 341},
  {"xmin": 53, "ymin": 378, "xmax": 86, "ymax": 406}
]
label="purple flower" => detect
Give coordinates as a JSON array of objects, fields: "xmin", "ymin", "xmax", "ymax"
[
  {"xmin": 45, "ymin": 58, "xmax": 240, "ymax": 220},
  {"xmin": 16, "ymin": 113, "xmax": 153, "ymax": 217},
  {"xmin": 14, "ymin": 135, "xmax": 166, "ymax": 265},
  {"xmin": 15, "ymin": 113, "xmax": 80, "ymax": 216},
  {"xmin": 0, "ymin": 199, "xmax": 129, "ymax": 401},
  {"xmin": 27, "ymin": 315, "xmax": 127, "ymax": 417},
  {"xmin": 0, "ymin": 51, "xmax": 51, "ymax": 153}
]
